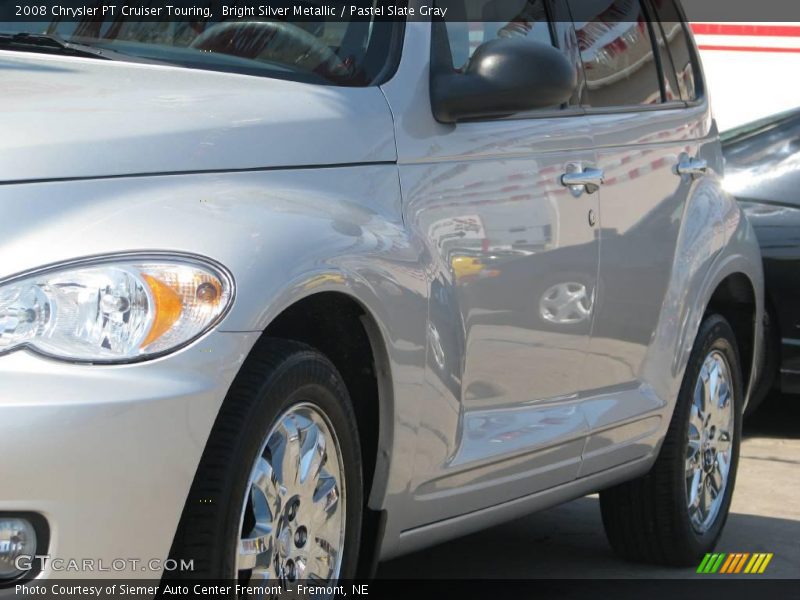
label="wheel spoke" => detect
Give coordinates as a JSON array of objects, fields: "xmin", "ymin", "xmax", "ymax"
[
  {"xmin": 687, "ymin": 417, "xmax": 701, "ymax": 449},
  {"xmin": 701, "ymin": 475, "xmax": 713, "ymax": 518},
  {"xmin": 717, "ymin": 377, "xmax": 730, "ymax": 410},
  {"xmin": 309, "ymin": 534, "xmax": 337, "ymax": 581},
  {"xmin": 708, "ymin": 464, "xmax": 723, "ymax": 499},
  {"xmin": 690, "ymin": 398, "xmax": 704, "ymax": 430},
  {"xmin": 252, "ymin": 457, "xmax": 280, "ymax": 518},
  {"xmin": 238, "ymin": 550, "xmax": 259, "ymax": 571},
  {"xmin": 708, "ymin": 360, "xmax": 721, "ymax": 410},
  {"xmin": 299, "ymin": 422, "xmax": 326, "ymax": 486},
  {"xmin": 693, "ymin": 379, "xmax": 706, "ymax": 424},
  {"xmin": 294, "ymin": 556, "xmax": 308, "ymax": 580},
  {"xmin": 688, "ymin": 469, "xmax": 702, "ymax": 511},
  {"xmin": 717, "ymin": 451, "xmax": 730, "ymax": 483},
  {"xmin": 271, "ymin": 416, "xmax": 303, "ymax": 488},
  {"xmin": 685, "ymin": 453, "xmax": 699, "ymax": 478},
  {"xmin": 313, "ymin": 473, "xmax": 340, "ymax": 516},
  {"xmin": 716, "ymin": 428, "xmax": 733, "ymax": 454},
  {"xmin": 700, "ymin": 370, "xmax": 712, "ymax": 424},
  {"xmin": 239, "ymin": 523, "xmax": 273, "ymax": 571},
  {"xmin": 305, "ymin": 550, "xmax": 332, "ymax": 582}
]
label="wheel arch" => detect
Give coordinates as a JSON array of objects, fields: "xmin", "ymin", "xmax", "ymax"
[
  {"xmin": 668, "ymin": 200, "xmax": 765, "ymax": 414},
  {"xmin": 705, "ymin": 272, "xmax": 759, "ymax": 398},
  {"xmin": 259, "ymin": 288, "xmax": 396, "ymax": 508}
]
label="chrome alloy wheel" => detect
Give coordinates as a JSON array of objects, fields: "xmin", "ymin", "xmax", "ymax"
[
  {"xmin": 686, "ymin": 350, "xmax": 735, "ymax": 534},
  {"xmin": 236, "ymin": 403, "xmax": 346, "ymax": 583}
]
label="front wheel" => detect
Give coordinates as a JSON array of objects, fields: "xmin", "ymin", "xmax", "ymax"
[
  {"xmin": 169, "ymin": 339, "xmax": 363, "ymax": 583},
  {"xmin": 600, "ymin": 314, "xmax": 743, "ymax": 566}
]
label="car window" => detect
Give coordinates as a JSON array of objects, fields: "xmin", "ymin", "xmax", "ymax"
[
  {"xmin": 567, "ymin": 0, "xmax": 665, "ymax": 108},
  {"xmin": 0, "ymin": 1, "xmax": 401, "ymax": 86},
  {"xmin": 437, "ymin": 0, "xmax": 579, "ymax": 110},
  {"xmin": 649, "ymin": 0, "xmax": 700, "ymax": 101}
]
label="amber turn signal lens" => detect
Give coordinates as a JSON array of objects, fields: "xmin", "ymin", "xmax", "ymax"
[{"xmin": 141, "ymin": 274, "xmax": 184, "ymax": 348}]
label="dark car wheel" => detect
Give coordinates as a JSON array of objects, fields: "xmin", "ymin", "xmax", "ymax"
[
  {"xmin": 168, "ymin": 338, "xmax": 363, "ymax": 582},
  {"xmin": 600, "ymin": 314, "xmax": 743, "ymax": 566}
]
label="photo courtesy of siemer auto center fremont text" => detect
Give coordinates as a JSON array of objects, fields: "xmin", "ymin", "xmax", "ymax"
[{"xmin": 0, "ymin": 0, "xmax": 798, "ymax": 598}]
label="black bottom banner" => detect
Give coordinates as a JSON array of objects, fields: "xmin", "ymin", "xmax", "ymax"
[{"xmin": 1, "ymin": 579, "xmax": 798, "ymax": 600}]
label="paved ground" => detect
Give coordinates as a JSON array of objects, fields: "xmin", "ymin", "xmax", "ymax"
[{"xmin": 378, "ymin": 394, "xmax": 800, "ymax": 579}]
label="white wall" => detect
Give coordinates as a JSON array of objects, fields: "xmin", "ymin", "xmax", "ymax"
[{"xmin": 691, "ymin": 23, "xmax": 800, "ymax": 131}]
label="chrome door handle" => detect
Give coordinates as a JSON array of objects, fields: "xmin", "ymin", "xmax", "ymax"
[
  {"xmin": 561, "ymin": 165, "xmax": 605, "ymax": 196},
  {"xmin": 676, "ymin": 154, "xmax": 708, "ymax": 178}
]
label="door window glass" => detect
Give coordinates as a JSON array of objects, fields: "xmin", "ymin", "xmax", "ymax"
[{"xmin": 568, "ymin": 0, "xmax": 664, "ymax": 107}]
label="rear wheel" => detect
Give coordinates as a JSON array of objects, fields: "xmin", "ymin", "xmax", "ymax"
[
  {"xmin": 169, "ymin": 339, "xmax": 362, "ymax": 582},
  {"xmin": 600, "ymin": 314, "xmax": 742, "ymax": 566}
]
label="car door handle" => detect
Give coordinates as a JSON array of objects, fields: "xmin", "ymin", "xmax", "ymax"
[
  {"xmin": 561, "ymin": 167, "xmax": 605, "ymax": 195},
  {"xmin": 676, "ymin": 155, "xmax": 708, "ymax": 178}
]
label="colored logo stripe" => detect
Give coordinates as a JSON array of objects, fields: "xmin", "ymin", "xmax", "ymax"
[
  {"xmin": 698, "ymin": 553, "xmax": 726, "ymax": 573},
  {"xmin": 698, "ymin": 553, "xmax": 773, "ymax": 574},
  {"xmin": 720, "ymin": 553, "xmax": 749, "ymax": 573},
  {"xmin": 745, "ymin": 553, "xmax": 774, "ymax": 574},
  {"xmin": 720, "ymin": 553, "xmax": 737, "ymax": 573}
]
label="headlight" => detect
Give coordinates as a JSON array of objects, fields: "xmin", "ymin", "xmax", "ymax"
[{"xmin": 0, "ymin": 255, "xmax": 233, "ymax": 363}]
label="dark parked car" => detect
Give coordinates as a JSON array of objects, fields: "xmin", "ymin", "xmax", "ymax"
[{"xmin": 723, "ymin": 108, "xmax": 800, "ymax": 414}]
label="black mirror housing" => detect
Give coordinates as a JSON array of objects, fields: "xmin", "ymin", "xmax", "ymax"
[{"xmin": 431, "ymin": 37, "xmax": 578, "ymax": 123}]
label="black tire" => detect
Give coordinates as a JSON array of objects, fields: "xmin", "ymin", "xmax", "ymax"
[
  {"xmin": 167, "ymin": 338, "xmax": 363, "ymax": 581},
  {"xmin": 599, "ymin": 314, "xmax": 743, "ymax": 566}
]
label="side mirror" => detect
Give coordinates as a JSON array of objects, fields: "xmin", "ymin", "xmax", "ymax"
[{"xmin": 431, "ymin": 37, "xmax": 578, "ymax": 123}]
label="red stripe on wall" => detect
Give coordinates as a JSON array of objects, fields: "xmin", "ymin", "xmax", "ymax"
[
  {"xmin": 691, "ymin": 23, "xmax": 800, "ymax": 37},
  {"xmin": 697, "ymin": 44, "xmax": 800, "ymax": 53}
]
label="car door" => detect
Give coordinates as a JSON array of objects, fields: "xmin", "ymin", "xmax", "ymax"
[
  {"xmin": 566, "ymin": 0, "xmax": 709, "ymax": 474},
  {"xmin": 382, "ymin": 0, "xmax": 600, "ymax": 526}
]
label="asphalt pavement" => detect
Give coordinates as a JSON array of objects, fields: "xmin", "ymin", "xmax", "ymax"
[{"xmin": 378, "ymin": 394, "xmax": 800, "ymax": 579}]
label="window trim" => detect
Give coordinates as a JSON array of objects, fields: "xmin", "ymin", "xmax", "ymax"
[
  {"xmin": 647, "ymin": 1, "xmax": 684, "ymax": 101},
  {"xmin": 641, "ymin": 0, "xmax": 671, "ymax": 103},
  {"xmin": 648, "ymin": 0, "xmax": 707, "ymax": 105}
]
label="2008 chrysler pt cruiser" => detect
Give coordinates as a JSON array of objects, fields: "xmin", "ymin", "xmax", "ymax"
[{"xmin": 0, "ymin": 0, "xmax": 764, "ymax": 585}]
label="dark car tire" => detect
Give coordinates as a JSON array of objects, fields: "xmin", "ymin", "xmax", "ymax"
[
  {"xmin": 167, "ymin": 338, "xmax": 363, "ymax": 581},
  {"xmin": 599, "ymin": 314, "xmax": 743, "ymax": 566}
]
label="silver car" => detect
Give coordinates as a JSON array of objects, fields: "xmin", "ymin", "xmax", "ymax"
[{"xmin": 0, "ymin": 0, "xmax": 764, "ymax": 585}]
